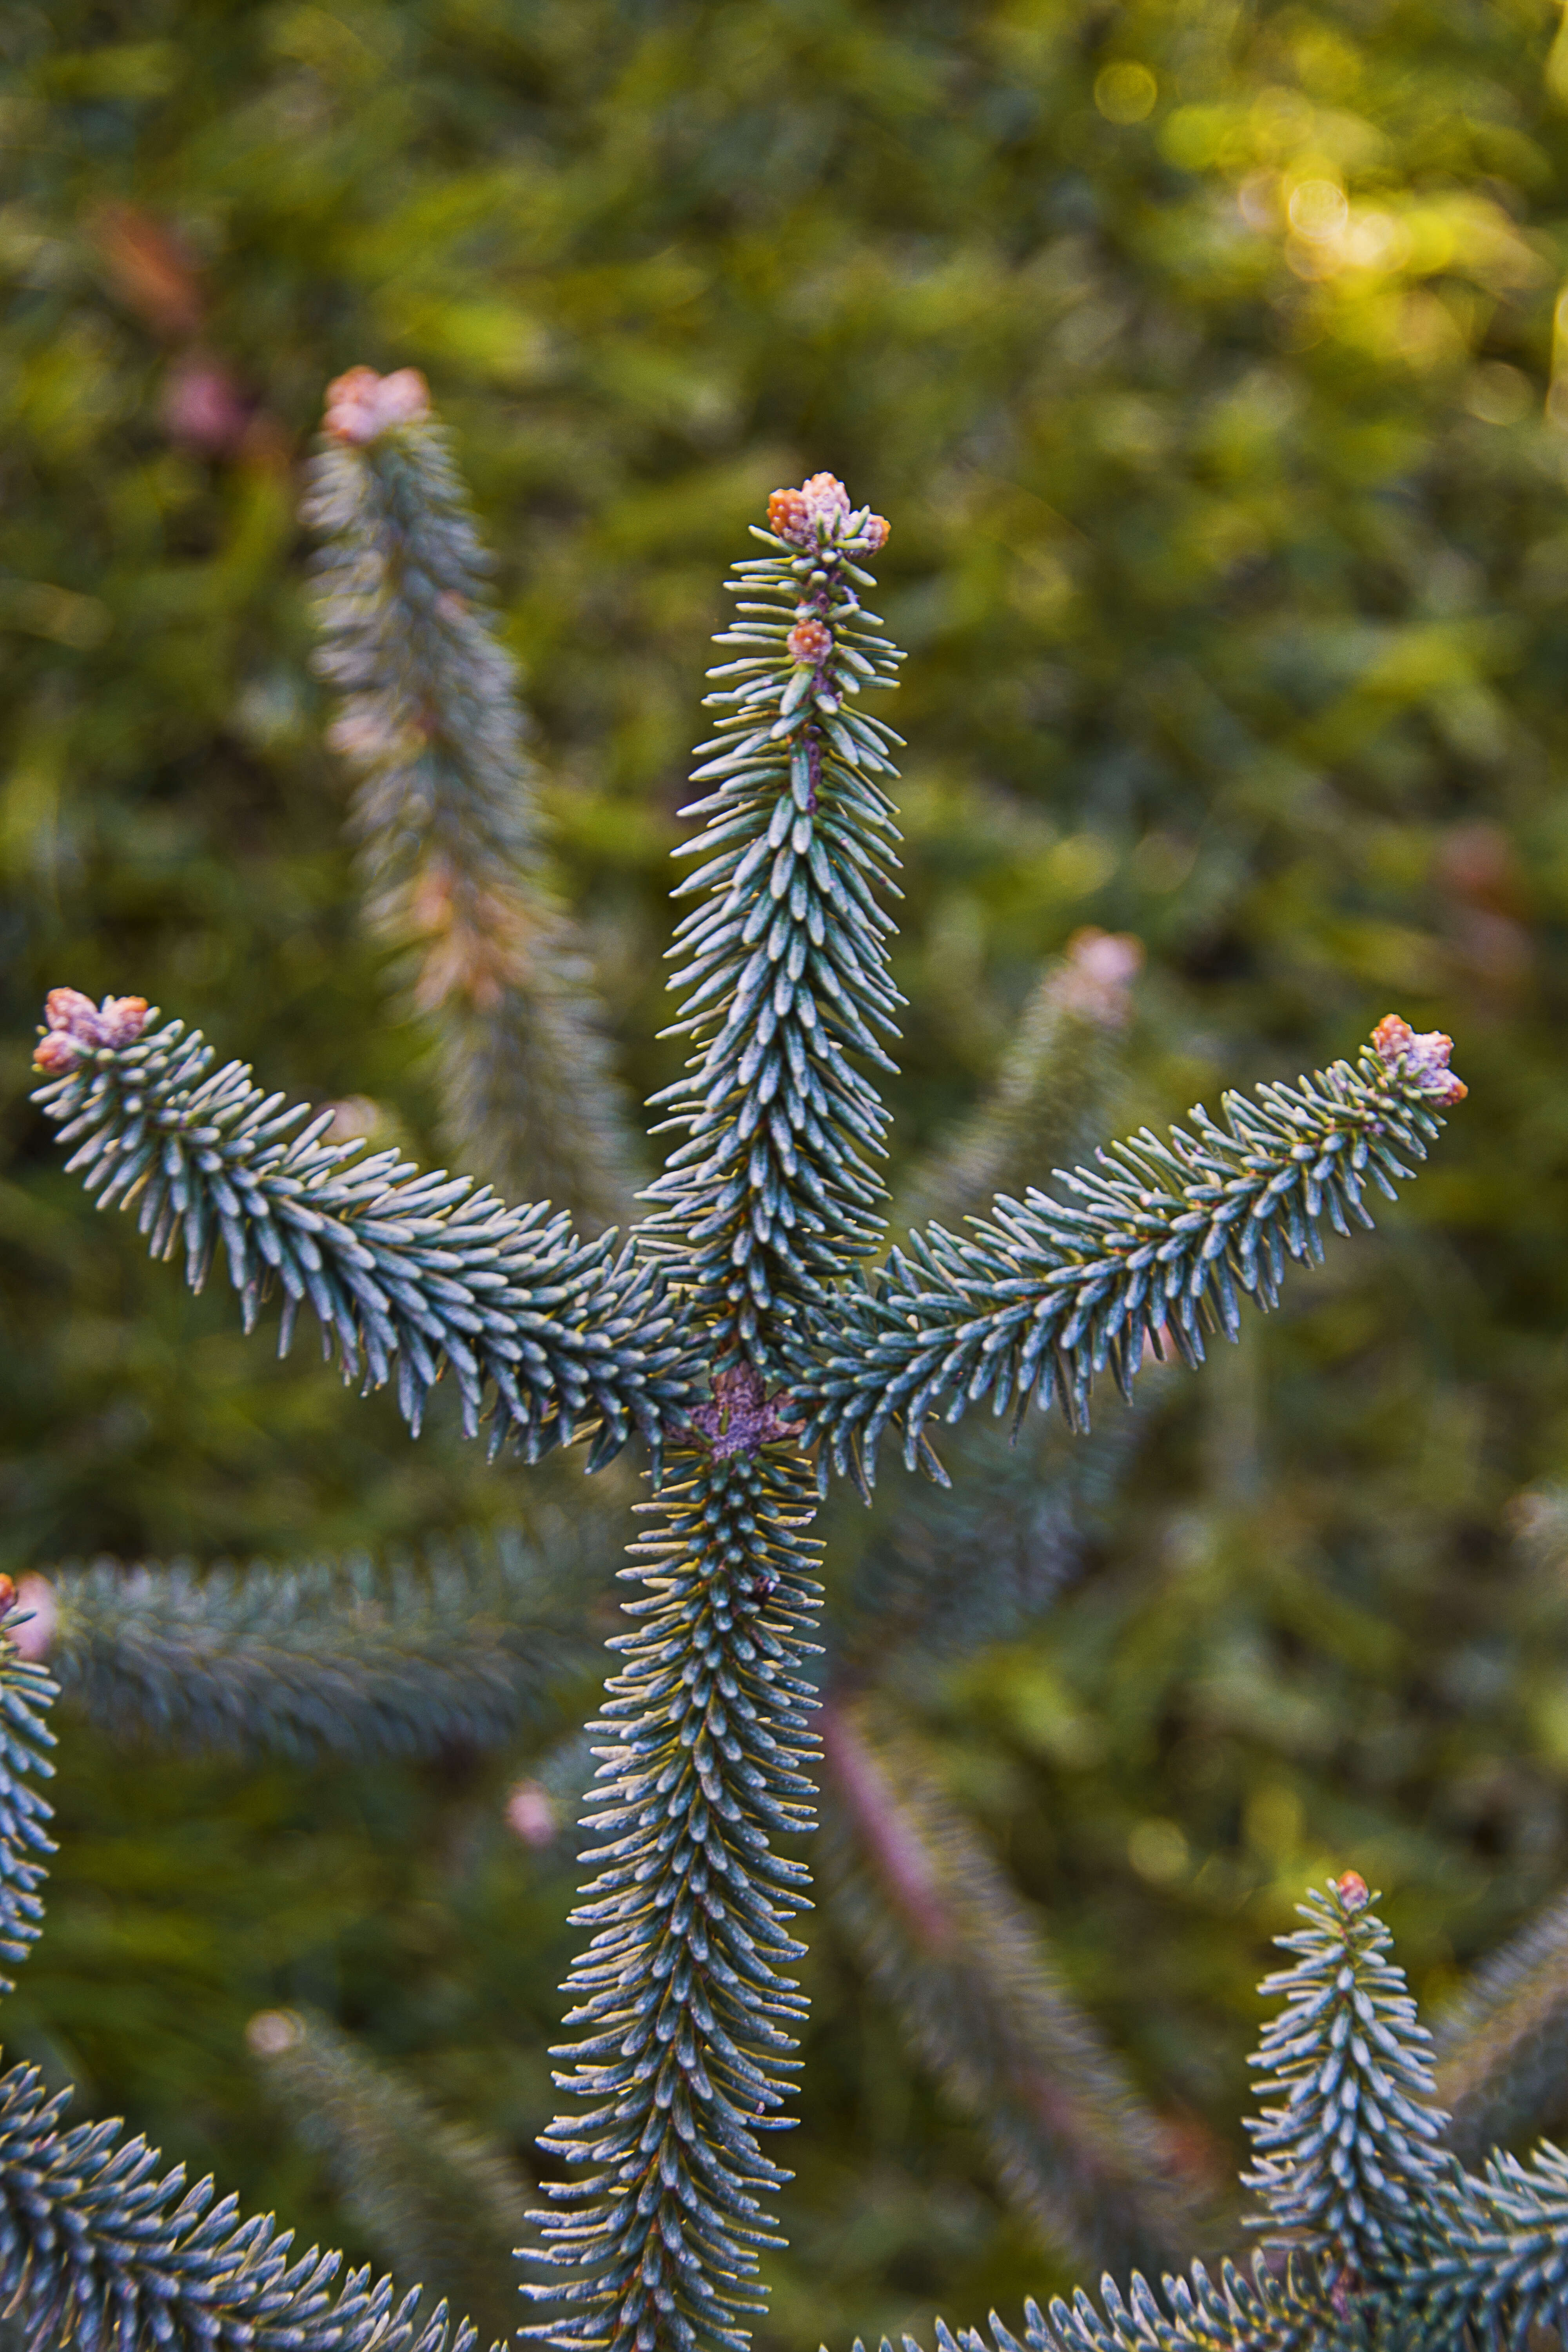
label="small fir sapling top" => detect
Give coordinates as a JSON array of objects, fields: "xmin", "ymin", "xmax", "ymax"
[{"xmin": 21, "ymin": 406, "xmax": 1484, "ymax": 2352}]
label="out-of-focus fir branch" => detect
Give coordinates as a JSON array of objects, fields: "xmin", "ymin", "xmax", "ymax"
[
  {"xmin": 829, "ymin": 1399, "xmax": 1144, "ymax": 1682},
  {"xmin": 1431, "ymin": 1886, "xmax": 1568, "ymax": 2164},
  {"xmin": 795, "ymin": 1018, "xmax": 1467, "ymax": 1489},
  {"xmin": 30, "ymin": 992, "xmax": 700, "ymax": 1470},
  {"xmin": 893, "ymin": 929, "xmax": 1143, "ymax": 1242},
  {"xmin": 249, "ymin": 2007, "xmax": 531, "ymax": 2352},
  {"xmin": 818, "ymin": 1700, "xmax": 1218, "ymax": 2280},
  {"xmin": 306, "ymin": 368, "xmax": 638, "ymax": 1232},
  {"xmin": 18, "ymin": 1527, "xmax": 611, "ymax": 1763}
]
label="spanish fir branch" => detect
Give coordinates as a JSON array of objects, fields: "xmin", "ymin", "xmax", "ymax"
[
  {"xmin": 30, "ymin": 1000, "xmax": 699, "ymax": 1469},
  {"xmin": 250, "ymin": 2006, "xmax": 533, "ymax": 2352},
  {"xmin": 637, "ymin": 474, "xmax": 903, "ymax": 1365},
  {"xmin": 0, "ymin": 2053, "xmax": 490, "ymax": 2352},
  {"xmin": 30, "ymin": 1527, "xmax": 606, "ymax": 1763},
  {"xmin": 529, "ymin": 1429, "xmax": 823, "ymax": 2352},
  {"xmin": 1406, "ymin": 2139, "xmax": 1568, "ymax": 2345},
  {"xmin": 305, "ymin": 368, "xmax": 637, "ymax": 1231},
  {"xmin": 833, "ymin": 1880, "xmax": 1488, "ymax": 2352},
  {"xmin": 793, "ymin": 1018, "xmax": 1466, "ymax": 1487},
  {"xmin": 1243, "ymin": 1872, "xmax": 1447, "ymax": 2282},
  {"xmin": 0, "ymin": 1608, "xmax": 496, "ymax": 2352},
  {"xmin": 893, "ymin": 928, "xmax": 1142, "ymax": 1241},
  {"xmin": 840, "ymin": 2265, "xmax": 1337, "ymax": 2352},
  {"xmin": 818, "ymin": 1701, "xmax": 1214, "ymax": 2279}
]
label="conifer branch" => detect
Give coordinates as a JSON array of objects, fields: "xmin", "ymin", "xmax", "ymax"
[
  {"xmin": 529, "ymin": 1425, "xmax": 823, "ymax": 2352},
  {"xmin": 26, "ymin": 1530, "xmax": 603, "ymax": 1763},
  {"xmin": 893, "ymin": 929, "xmax": 1142, "ymax": 1241},
  {"xmin": 0, "ymin": 1603, "xmax": 495, "ymax": 2352},
  {"xmin": 818, "ymin": 1702, "xmax": 1215, "ymax": 2278},
  {"xmin": 25, "ymin": 412, "xmax": 1474, "ymax": 2352},
  {"xmin": 795, "ymin": 1019, "xmax": 1467, "ymax": 1487},
  {"xmin": 833, "ymin": 1403, "xmax": 1141, "ymax": 1679},
  {"xmin": 249, "ymin": 2007, "xmax": 532, "ymax": 2352},
  {"xmin": 1242, "ymin": 1872, "xmax": 1447, "ymax": 2281},
  {"xmin": 1406, "ymin": 2140, "xmax": 1568, "ymax": 2343},
  {"xmin": 0, "ymin": 2052, "xmax": 490, "ymax": 2352},
  {"xmin": 638, "ymin": 475, "xmax": 903, "ymax": 1364},
  {"xmin": 30, "ymin": 995, "xmax": 699, "ymax": 1469},
  {"xmin": 306, "ymin": 368, "xmax": 638, "ymax": 1232}
]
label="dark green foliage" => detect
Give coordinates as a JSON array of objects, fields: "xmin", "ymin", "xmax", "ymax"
[
  {"xmin": 250, "ymin": 2005, "xmax": 533, "ymax": 2352},
  {"xmin": 38, "ymin": 1528, "xmax": 600, "ymax": 1762},
  {"xmin": 306, "ymin": 379, "xmax": 637, "ymax": 1232}
]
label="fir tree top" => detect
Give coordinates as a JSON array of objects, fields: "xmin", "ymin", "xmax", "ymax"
[{"xmin": 24, "ymin": 377, "xmax": 1472, "ymax": 2352}]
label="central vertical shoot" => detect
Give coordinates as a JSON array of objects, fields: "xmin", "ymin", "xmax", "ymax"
[{"xmin": 532, "ymin": 481, "xmax": 905, "ymax": 2352}]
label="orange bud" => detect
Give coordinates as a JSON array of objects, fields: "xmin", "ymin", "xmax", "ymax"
[
  {"xmin": 767, "ymin": 487, "xmax": 811, "ymax": 546},
  {"xmin": 1335, "ymin": 1870, "xmax": 1370, "ymax": 1912},
  {"xmin": 787, "ymin": 617, "xmax": 833, "ymax": 665}
]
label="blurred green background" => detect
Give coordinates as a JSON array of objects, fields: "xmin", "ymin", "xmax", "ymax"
[{"xmin": 8, "ymin": 0, "xmax": 1568, "ymax": 2341}]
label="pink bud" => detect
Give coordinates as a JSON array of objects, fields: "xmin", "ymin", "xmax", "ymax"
[
  {"xmin": 32, "ymin": 1032, "xmax": 83, "ymax": 1075},
  {"xmin": 323, "ymin": 365, "xmax": 431, "ymax": 446},
  {"xmin": 1058, "ymin": 927, "xmax": 1143, "ymax": 1026},
  {"xmin": 801, "ymin": 472, "xmax": 852, "ymax": 534},
  {"xmin": 506, "ymin": 1780, "xmax": 557, "ymax": 1849},
  {"xmin": 787, "ymin": 617, "xmax": 833, "ymax": 665},
  {"xmin": 10, "ymin": 1577, "xmax": 56, "ymax": 1663},
  {"xmin": 37, "ymin": 989, "xmax": 148, "ymax": 1065},
  {"xmin": 44, "ymin": 986, "xmax": 101, "ymax": 1035},
  {"xmin": 98, "ymin": 995, "xmax": 150, "ymax": 1046},
  {"xmin": 1370, "ymin": 1014, "xmax": 1466, "ymax": 1104}
]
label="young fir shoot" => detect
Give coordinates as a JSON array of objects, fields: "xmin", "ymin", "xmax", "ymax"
[{"xmin": 29, "ymin": 375, "xmax": 1472, "ymax": 2352}]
